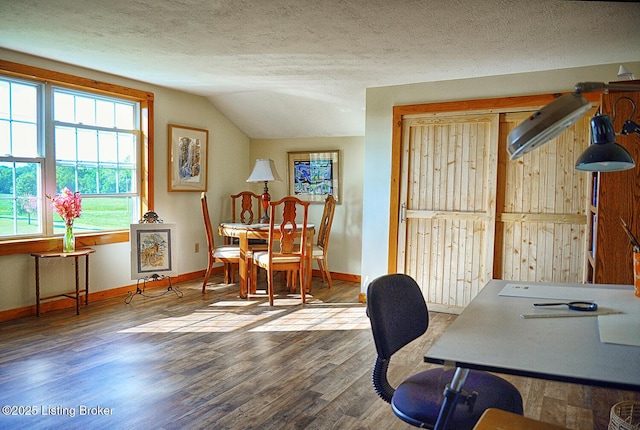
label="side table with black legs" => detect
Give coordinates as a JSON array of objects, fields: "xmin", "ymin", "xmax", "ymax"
[{"xmin": 30, "ymin": 248, "xmax": 95, "ymax": 316}]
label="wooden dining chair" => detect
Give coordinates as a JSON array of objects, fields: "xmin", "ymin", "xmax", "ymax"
[
  {"xmin": 229, "ymin": 190, "xmax": 269, "ymax": 246},
  {"xmin": 251, "ymin": 196, "xmax": 310, "ymax": 306},
  {"xmin": 200, "ymin": 192, "xmax": 241, "ymax": 293},
  {"xmin": 230, "ymin": 191, "xmax": 262, "ymax": 225},
  {"xmin": 311, "ymin": 194, "xmax": 336, "ymax": 289},
  {"xmin": 230, "ymin": 190, "xmax": 269, "ymax": 291}
]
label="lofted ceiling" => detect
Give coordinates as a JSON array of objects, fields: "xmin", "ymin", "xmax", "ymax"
[{"xmin": 1, "ymin": 0, "xmax": 639, "ymax": 139}]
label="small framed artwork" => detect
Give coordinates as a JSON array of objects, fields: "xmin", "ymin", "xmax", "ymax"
[
  {"xmin": 130, "ymin": 223, "xmax": 178, "ymax": 279},
  {"xmin": 287, "ymin": 150, "xmax": 340, "ymax": 203},
  {"xmin": 168, "ymin": 124, "xmax": 208, "ymax": 192}
]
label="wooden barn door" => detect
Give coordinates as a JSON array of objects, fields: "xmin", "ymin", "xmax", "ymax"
[
  {"xmin": 396, "ymin": 114, "xmax": 499, "ymax": 313},
  {"xmin": 396, "ymin": 108, "xmax": 594, "ymax": 314},
  {"xmin": 495, "ymin": 110, "xmax": 595, "ymax": 283}
]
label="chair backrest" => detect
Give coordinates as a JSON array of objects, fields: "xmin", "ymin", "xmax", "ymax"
[
  {"xmin": 268, "ymin": 196, "xmax": 310, "ymax": 257},
  {"xmin": 317, "ymin": 194, "xmax": 336, "ymax": 250},
  {"xmin": 367, "ymin": 273, "xmax": 429, "ymax": 360},
  {"xmin": 231, "ymin": 191, "xmax": 262, "ymax": 224},
  {"xmin": 200, "ymin": 192, "xmax": 216, "ymax": 255}
]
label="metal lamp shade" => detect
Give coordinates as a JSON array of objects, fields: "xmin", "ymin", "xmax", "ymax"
[
  {"xmin": 507, "ymin": 93, "xmax": 592, "ymax": 160},
  {"xmin": 575, "ymin": 115, "xmax": 636, "ymax": 172}
]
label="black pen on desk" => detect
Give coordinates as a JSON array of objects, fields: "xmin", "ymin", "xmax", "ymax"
[{"xmin": 621, "ymin": 218, "xmax": 640, "ymax": 252}]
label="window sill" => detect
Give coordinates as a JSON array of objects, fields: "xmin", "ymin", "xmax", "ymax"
[{"xmin": 0, "ymin": 231, "xmax": 129, "ymax": 256}]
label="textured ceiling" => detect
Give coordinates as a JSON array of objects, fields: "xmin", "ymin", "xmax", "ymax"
[{"xmin": 1, "ymin": 0, "xmax": 640, "ymax": 139}]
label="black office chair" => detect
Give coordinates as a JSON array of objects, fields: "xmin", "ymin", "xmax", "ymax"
[{"xmin": 366, "ymin": 273, "xmax": 523, "ymax": 430}]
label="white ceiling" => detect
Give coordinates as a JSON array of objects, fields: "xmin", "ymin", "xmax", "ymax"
[{"xmin": 1, "ymin": 0, "xmax": 639, "ymax": 139}]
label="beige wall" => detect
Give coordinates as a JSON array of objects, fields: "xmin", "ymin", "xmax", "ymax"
[
  {"xmin": 249, "ymin": 137, "xmax": 364, "ymax": 277},
  {"xmin": 0, "ymin": 49, "xmax": 251, "ymax": 312},
  {"xmin": 362, "ymin": 61, "xmax": 640, "ymax": 293}
]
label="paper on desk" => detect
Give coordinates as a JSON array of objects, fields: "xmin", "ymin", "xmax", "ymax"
[
  {"xmin": 500, "ymin": 284, "xmax": 640, "ymax": 346},
  {"xmin": 499, "ymin": 284, "xmax": 594, "ymax": 301},
  {"xmin": 598, "ymin": 309, "xmax": 640, "ymax": 347}
]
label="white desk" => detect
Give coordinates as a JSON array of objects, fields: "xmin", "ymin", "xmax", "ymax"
[{"xmin": 424, "ymin": 280, "xmax": 640, "ymax": 392}]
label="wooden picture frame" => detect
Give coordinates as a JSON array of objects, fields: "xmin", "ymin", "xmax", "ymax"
[
  {"xmin": 168, "ymin": 124, "xmax": 208, "ymax": 191},
  {"xmin": 130, "ymin": 222, "xmax": 178, "ymax": 279},
  {"xmin": 287, "ymin": 150, "xmax": 340, "ymax": 203}
]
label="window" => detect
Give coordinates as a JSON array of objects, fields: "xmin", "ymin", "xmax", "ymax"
[
  {"xmin": 0, "ymin": 60, "xmax": 153, "ymax": 254},
  {"xmin": 0, "ymin": 79, "xmax": 41, "ymax": 237},
  {"xmin": 52, "ymin": 88, "xmax": 139, "ymax": 234}
]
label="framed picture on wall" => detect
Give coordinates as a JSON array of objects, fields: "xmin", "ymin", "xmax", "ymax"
[
  {"xmin": 130, "ymin": 222, "xmax": 178, "ymax": 279},
  {"xmin": 287, "ymin": 150, "xmax": 340, "ymax": 203},
  {"xmin": 168, "ymin": 124, "xmax": 208, "ymax": 192}
]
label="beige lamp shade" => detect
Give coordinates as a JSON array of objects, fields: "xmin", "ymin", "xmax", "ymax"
[{"xmin": 246, "ymin": 159, "xmax": 283, "ymax": 183}]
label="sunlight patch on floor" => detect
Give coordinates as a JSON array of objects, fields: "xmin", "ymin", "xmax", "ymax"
[
  {"xmin": 209, "ymin": 300, "xmax": 258, "ymax": 307},
  {"xmin": 256, "ymin": 296, "xmax": 323, "ymax": 306},
  {"xmin": 118, "ymin": 309, "xmax": 284, "ymax": 333},
  {"xmin": 118, "ymin": 293, "xmax": 368, "ymax": 333},
  {"xmin": 190, "ymin": 283, "xmax": 237, "ymax": 292},
  {"xmin": 249, "ymin": 307, "xmax": 369, "ymax": 332}
]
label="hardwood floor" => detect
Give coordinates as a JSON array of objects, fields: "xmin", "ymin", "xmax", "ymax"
[{"xmin": 0, "ymin": 274, "xmax": 638, "ymax": 430}]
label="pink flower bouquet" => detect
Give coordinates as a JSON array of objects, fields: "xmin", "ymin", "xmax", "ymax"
[{"xmin": 47, "ymin": 187, "xmax": 82, "ymax": 226}]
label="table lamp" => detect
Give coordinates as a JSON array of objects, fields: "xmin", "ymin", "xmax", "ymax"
[{"xmin": 246, "ymin": 158, "xmax": 282, "ymax": 223}]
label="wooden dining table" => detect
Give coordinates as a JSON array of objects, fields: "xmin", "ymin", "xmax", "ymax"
[{"xmin": 218, "ymin": 222, "xmax": 315, "ymax": 299}]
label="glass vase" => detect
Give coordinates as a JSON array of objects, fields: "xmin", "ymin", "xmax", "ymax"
[{"xmin": 63, "ymin": 223, "xmax": 75, "ymax": 253}]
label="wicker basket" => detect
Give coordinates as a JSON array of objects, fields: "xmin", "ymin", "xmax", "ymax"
[{"xmin": 610, "ymin": 401, "xmax": 640, "ymax": 430}]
